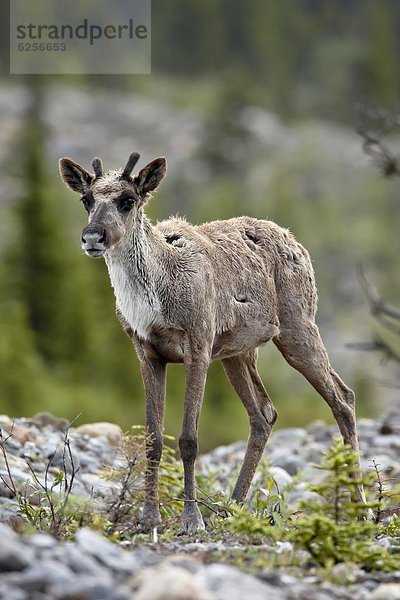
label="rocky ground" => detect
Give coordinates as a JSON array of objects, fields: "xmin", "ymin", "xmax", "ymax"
[{"xmin": 1, "ymin": 411, "xmax": 400, "ymax": 599}]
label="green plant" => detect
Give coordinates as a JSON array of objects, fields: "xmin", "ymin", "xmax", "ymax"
[
  {"xmin": 287, "ymin": 439, "xmax": 400, "ymax": 571},
  {"xmin": 104, "ymin": 426, "xmax": 225, "ymax": 538},
  {"xmin": 0, "ymin": 423, "xmax": 106, "ymax": 538}
]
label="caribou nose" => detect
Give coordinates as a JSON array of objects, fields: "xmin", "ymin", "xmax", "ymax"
[{"xmin": 81, "ymin": 228, "xmax": 106, "ymax": 246}]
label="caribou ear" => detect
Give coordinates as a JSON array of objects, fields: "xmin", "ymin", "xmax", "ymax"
[
  {"xmin": 59, "ymin": 158, "xmax": 93, "ymax": 194},
  {"xmin": 135, "ymin": 157, "xmax": 167, "ymax": 196}
]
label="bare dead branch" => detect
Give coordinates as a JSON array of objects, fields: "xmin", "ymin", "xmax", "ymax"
[
  {"xmin": 374, "ymin": 378, "xmax": 400, "ymax": 390},
  {"xmin": 357, "ymin": 264, "xmax": 400, "ymax": 321},
  {"xmin": 356, "ymin": 104, "xmax": 400, "ymax": 177},
  {"xmin": 347, "ymin": 334, "xmax": 400, "ymax": 364},
  {"xmin": 0, "ymin": 426, "xmax": 17, "ymax": 497},
  {"xmin": 370, "ymin": 459, "xmax": 386, "ymax": 524}
]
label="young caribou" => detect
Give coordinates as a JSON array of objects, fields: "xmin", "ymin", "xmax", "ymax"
[{"xmin": 59, "ymin": 152, "xmax": 365, "ymax": 534}]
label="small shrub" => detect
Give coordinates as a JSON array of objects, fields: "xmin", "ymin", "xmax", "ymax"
[
  {"xmin": 0, "ymin": 424, "xmax": 106, "ymax": 538},
  {"xmin": 287, "ymin": 439, "xmax": 400, "ymax": 571}
]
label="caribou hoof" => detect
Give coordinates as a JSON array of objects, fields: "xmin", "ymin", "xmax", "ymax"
[
  {"xmin": 178, "ymin": 504, "xmax": 205, "ymax": 535},
  {"xmin": 139, "ymin": 504, "xmax": 162, "ymax": 531}
]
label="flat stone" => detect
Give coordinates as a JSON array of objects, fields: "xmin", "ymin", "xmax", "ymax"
[
  {"xmin": 0, "ymin": 584, "xmax": 28, "ymax": 600},
  {"xmin": 379, "ymin": 410, "xmax": 400, "ymax": 435},
  {"xmin": 269, "ymin": 449, "xmax": 306, "ymax": 475},
  {"xmin": 267, "ymin": 466, "xmax": 293, "ymax": 490},
  {"xmin": 31, "ymin": 412, "xmax": 69, "ymax": 431},
  {"xmin": 80, "ymin": 473, "xmax": 116, "ymax": 497},
  {"xmin": 11, "ymin": 426, "xmax": 34, "ymax": 446},
  {"xmin": 8, "ymin": 560, "xmax": 73, "ymax": 592},
  {"xmin": 287, "ymin": 484, "xmax": 320, "ymax": 508},
  {"xmin": 75, "ymin": 423, "xmax": 123, "ymax": 447},
  {"xmin": 373, "ymin": 435, "xmax": 400, "ymax": 450},
  {"xmin": 0, "ymin": 415, "xmax": 15, "ymax": 432},
  {"xmin": 76, "ymin": 528, "xmax": 140, "ymax": 573},
  {"xmin": 61, "ymin": 544, "xmax": 113, "ymax": 579},
  {"xmin": 306, "ymin": 421, "xmax": 336, "ymax": 442},
  {"xmin": 361, "ymin": 454, "xmax": 400, "ymax": 476},
  {"xmin": 0, "ymin": 452, "xmax": 31, "ymax": 479},
  {"xmin": 51, "ymin": 577, "xmax": 116, "ymax": 600},
  {"xmin": 328, "ymin": 562, "xmax": 364, "ymax": 584},
  {"xmin": 0, "ymin": 523, "xmax": 19, "ymax": 540},
  {"xmin": 195, "ymin": 563, "xmax": 286, "ymax": 600},
  {"xmin": 269, "ymin": 428, "xmax": 308, "ymax": 448},
  {"xmin": 0, "ymin": 538, "xmax": 35, "ymax": 571},
  {"xmin": 29, "ymin": 534, "xmax": 57, "ymax": 550},
  {"xmin": 369, "ymin": 583, "xmax": 400, "ymax": 600},
  {"xmin": 303, "ymin": 442, "xmax": 327, "ymax": 463},
  {"xmin": 131, "ymin": 564, "xmax": 211, "ymax": 600},
  {"xmin": 38, "ymin": 436, "xmax": 81, "ymax": 473},
  {"xmin": 76, "ymin": 453, "xmax": 102, "ymax": 472}
]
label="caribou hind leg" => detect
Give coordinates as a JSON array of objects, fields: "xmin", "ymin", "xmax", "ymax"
[
  {"xmin": 273, "ymin": 320, "xmax": 366, "ymax": 505},
  {"xmin": 222, "ymin": 350, "xmax": 277, "ymax": 503}
]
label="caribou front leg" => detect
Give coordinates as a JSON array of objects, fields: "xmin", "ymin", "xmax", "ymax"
[
  {"xmin": 137, "ymin": 351, "xmax": 166, "ymax": 530},
  {"xmin": 178, "ymin": 343, "xmax": 210, "ymax": 535}
]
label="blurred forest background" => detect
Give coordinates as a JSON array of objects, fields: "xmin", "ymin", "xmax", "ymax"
[{"xmin": 0, "ymin": 0, "xmax": 400, "ymax": 449}]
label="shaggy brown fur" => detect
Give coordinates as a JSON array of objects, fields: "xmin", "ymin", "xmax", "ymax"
[{"xmin": 59, "ymin": 152, "xmax": 365, "ymax": 534}]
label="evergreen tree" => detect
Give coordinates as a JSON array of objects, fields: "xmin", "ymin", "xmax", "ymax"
[{"xmin": 10, "ymin": 84, "xmax": 73, "ymax": 363}]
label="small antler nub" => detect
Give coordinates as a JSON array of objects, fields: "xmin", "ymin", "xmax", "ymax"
[
  {"xmin": 92, "ymin": 157, "xmax": 103, "ymax": 178},
  {"xmin": 121, "ymin": 152, "xmax": 140, "ymax": 179}
]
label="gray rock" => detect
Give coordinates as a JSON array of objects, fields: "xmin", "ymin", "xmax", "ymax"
[
  {"xmin": 51, "ymin": 577, "xmax": 117, "ymax": 600},
  {"xmin": 75, "ymin": 453, "xmax": 102, "ymax": 472},
  {"xmin": 131, "ymin": 565, "xmax": 212, "ymax": 600},
  {"xmin": 164, "ymin": 555, "xmax": 202, "ymax": 574},
  {"xmin": 76, "ymin": 528, "xmax": 140, "ymax": 574},
  {"xmin": 267, "ymin": 466, "xmax": 293, "ymax": 490},
  {"xmin": 379, "ymin": 410, "xmax": 400, "ymax": 435},
  {"xmin": 0, "ymin": 523, "xmax": 19, "ymax": 539},
  {"xmin": 306, "ymin": 420, "xmax": 336, "ymax": 442},
  {"xmin": 258, "ymin": 568, "xmax": 301, "ymax": 588},
  {"xmin": 31, "ymin": 412, "xmax": 69, "ymax": 431},
  {"xmin": 269, "ymin": 448, "xmax": 306, "ymax": 475},
  {"xmin": 328, "ymin": 562, "xmax": 365, "ymax": 585},
  {"xmin": 360, "ymin": 453, "xmax": 397, "ymax": 474},
  {"xmin": 0, "ymin": 537, "xmax": 35, "ymax": 571},
  {"xmin": 289, "ymin": 589, "xmax": 351, "ymax": 600},
  {"xmin": 3, "ymin": 438, "xmax": 22, "ymax": 453},
  {"xmin": 301, "ymin": 466, "xmax": 328, "ymax": 486},
  {"xmin": 269, "ymin": 428, "xmax": 308, "ymax": 448},
  {"xmin": 75, "ymin": 422, "xmax": 123, "ymax": 447},
  {"xmin": 39, "ymin": 438, "xmax": 81, "ymax": 473},
  {"xmin": 372, "ymin": 435, "xmax": 400, "ymax": 451},
  {"xmin": 86, "ymin": 437, "xmax": 112, "ymax": 456},
  {"xmin": 303, "ymin": 441, "xmax": 327, "ymax": 463},
  {"xmin": 287, "ymin": 483, "xmax": 320, "ymax": 508},
  {"xmin": 0, "ymin": 480, "xmax": 15, "ymax": 499},
  {"xmin": 0, "ymin": 584, "xmax": 28, "ymax": 600},
  {"xmin": 195, "ymin": 563, "xmax": 287, "ymax": 600},
  {"xmin": 369, "ymin": 583, "xmax": 400, "ymax": 600},
  {"xmin": 61, "ymin": 544, "xmax": 113, "ymax": 580},
  {"xmin": 80, "ymin": 473, "xmax": 116, "ymax": 497},
  {"xmin": 0, "ymin": 499, "xmax": 21, "ymax": 522},
  {"xmin": 29, "ymin": 534, "xmax": 57, "ymax": 550},
  {"xmin": 9, "ymin": 560, "xmax": 74, "ymax": 592},
  {"xmin": 375, "ymin": 536, "xmax": 391, "ymax": 549}
]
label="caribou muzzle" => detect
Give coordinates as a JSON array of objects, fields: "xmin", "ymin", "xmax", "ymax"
[{"xmin": 81, "ymin": 225, "xmax": 107, "ymax": 257}]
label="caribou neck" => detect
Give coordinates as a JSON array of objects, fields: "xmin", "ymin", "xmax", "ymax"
[{"xmin": 105, "ymin": 210, "xmax": 164, "ymax": 304}]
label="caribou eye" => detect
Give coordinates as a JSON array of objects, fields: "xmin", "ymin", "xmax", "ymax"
[
  {"xmin": 117, "ymin": 197, "xmax": 135, "ymax": 212},
  {"xmin": 81, "ymin": 194, "xmax": 94, "ymax": 213}
]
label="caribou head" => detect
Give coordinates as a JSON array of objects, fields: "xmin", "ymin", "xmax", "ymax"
[{"xmin": 59, "ymin": 152, "xmax": 167, "ymax": 257}]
